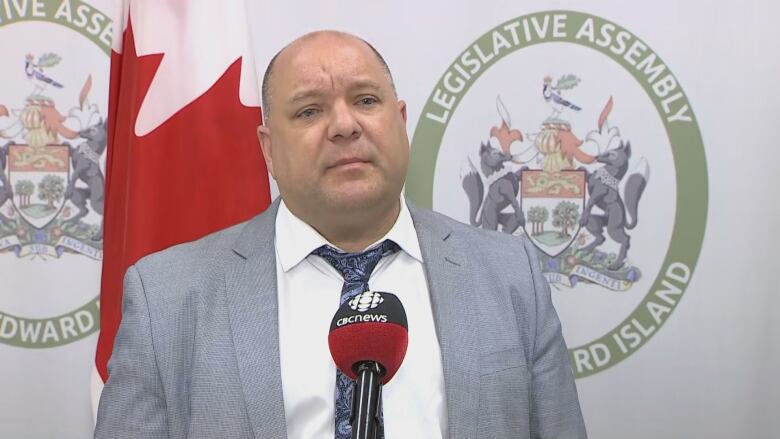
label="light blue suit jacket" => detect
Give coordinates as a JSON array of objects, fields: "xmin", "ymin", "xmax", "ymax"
[{"xmin": 95, "ymin": 200, "xmax": 587, "ymax": 438}]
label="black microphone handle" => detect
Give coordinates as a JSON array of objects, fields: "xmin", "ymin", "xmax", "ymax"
[{"xmin": 350, "ymin": 361, "xmax": 383, "ymax": 439}]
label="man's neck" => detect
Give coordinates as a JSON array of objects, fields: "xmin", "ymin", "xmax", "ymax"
[{"xmin": 289, "ymin": 199, "xmax": 401, "ymax": 253}]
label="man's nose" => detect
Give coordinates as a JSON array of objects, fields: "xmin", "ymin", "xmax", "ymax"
[{"xmin": 327, "ymin": 101, "xmax": 362, "ymax": 141}]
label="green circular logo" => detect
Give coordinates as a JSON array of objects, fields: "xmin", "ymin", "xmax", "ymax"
[
  {"xmin": 407, "ymin": 10, "xmax": 707, "ymax": 378},
  {"xmin": 0, "ymin": 0, "xmax": 111, "ymax": 348}
]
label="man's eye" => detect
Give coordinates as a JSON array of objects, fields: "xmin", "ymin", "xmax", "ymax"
[
  {"xmin": 297, "ymin": 108, "xmax": 318, "ymax": 119},
  {"xmin": 357, "ymin": 96, "xmax": 378, "ymax": 106}
]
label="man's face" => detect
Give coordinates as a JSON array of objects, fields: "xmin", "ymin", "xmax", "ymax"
[{"xmin": 258, "ymin": 34, "xmax": 409, "ymax": 219}]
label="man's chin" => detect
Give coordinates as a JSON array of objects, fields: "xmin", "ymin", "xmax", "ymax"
[
  {"xmin": 327, "ymin": 192, "xmax": 381, "ymax": 210},
  {"xmin": 322, "ymin": 188, "xmax": 397, "ymax": 213}
]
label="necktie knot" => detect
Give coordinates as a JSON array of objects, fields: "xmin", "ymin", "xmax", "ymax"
[{"xmin": 313, "ymin": 239, "xmax": 400, "ymax": 286}]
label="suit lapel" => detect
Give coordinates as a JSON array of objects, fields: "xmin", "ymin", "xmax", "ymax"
[
  {"xmin": 226, "ymin": 200, "xmax": 288, "ymax": 439},
  {"xmin": 409, "ymin": 205, "xmax": 479, "ymax": 439}
]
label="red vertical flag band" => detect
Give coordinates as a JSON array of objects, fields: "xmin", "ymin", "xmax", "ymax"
[{"xmin": 97, "ymin": 9, "xmax": 270, "ymax": 380}]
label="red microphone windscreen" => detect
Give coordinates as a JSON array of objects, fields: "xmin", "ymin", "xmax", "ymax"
[{"xmin": 328, "ymin": 291, "xmax": 408, "ymax": 384}]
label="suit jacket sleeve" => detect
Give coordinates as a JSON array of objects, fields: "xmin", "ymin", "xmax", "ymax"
[
  {"xmin": 522, "ymin": 237, "xmax": 588, "ymax": 439},
  {"xmin": 94, "ymin": 265, "xmax": 169, "ymax": 439}
]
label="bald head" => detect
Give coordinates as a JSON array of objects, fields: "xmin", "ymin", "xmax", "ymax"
[{"xmin": 261, "ymin": 31, "xmax": 396, "ymax": 122}]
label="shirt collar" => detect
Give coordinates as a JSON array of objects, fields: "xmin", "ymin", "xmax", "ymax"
[{"xmin": 275, "ymin": 196, "xmax": 423, "ymax": 273}]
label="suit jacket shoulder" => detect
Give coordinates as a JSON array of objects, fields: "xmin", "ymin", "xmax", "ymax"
[
  {"xmin": 135, "ymin": 218, "xmax": 250, "ymax": 286},
  {"xmin": 132, "ymin": 197, "xmax": 279, "ymax": 299},
  {"xmin": 408, "ymin": 203, "xmax": 540, "ymax": 285}
]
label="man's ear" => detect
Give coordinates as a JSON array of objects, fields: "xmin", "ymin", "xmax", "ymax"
[
  {"xmin": 257, "ymin": 124, "xmax": 274, "ymax": 177},
  {"xmin": 398, "ymin": 100, "xmax": 407, "ymax": 124}
]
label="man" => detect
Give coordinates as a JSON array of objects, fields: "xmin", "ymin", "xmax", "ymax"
[{"xmin": 95, "ymin": 31, "xmax": 586, "ymax": 438}]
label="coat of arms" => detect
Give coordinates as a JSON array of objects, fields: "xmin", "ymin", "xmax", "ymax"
[
  {"xmin": 462, "ymin": 74, "xmax": 649, "ymax": 290},
  {"xmin": 0, "ymin": 52, "xmax": 105, "ymax": 259}
]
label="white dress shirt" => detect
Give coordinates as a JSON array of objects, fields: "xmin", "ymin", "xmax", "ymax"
[{"xmin": 275, "ymin": 198, "xmax": 447, "ymax": 439}]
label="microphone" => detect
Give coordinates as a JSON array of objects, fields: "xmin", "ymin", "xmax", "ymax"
[{"xmin": 328, "ymin": 291, "xmax": 408, "ymax": 439}]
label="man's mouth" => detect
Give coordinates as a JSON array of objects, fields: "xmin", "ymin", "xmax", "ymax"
[{"xmin": 329, "ymin": 157, "xmax": 370, "ymax": 169}]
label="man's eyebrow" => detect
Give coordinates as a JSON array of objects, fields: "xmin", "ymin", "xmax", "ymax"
[
  {"xmin": 286, "ymin": 80, "xmax": 385, "ymax": 105},
  {"xmin": 349, "ymin": 80, "xmax": 383, "ymax": 92},
  {"xmin": 288, "ymin": 89, "xmax": 325, "ymax": 105}
]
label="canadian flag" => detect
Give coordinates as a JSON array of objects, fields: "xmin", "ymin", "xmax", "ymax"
[{"xmin": 93, "ymin": 0, "xmax": 271, "ymax": 401}]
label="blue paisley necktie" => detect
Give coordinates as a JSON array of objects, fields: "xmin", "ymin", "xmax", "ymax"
[{"xmin": 313, "ymin": 239, "xmax": 400, "ymax": 439}]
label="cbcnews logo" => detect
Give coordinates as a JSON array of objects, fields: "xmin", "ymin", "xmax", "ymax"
[
  {"xmin": 334, "ymin": 291, "xmax": 389, "ymax": 327},
  {"xmin": 349, "ymin": 291, "xmax": 384, "ymax": 312}
]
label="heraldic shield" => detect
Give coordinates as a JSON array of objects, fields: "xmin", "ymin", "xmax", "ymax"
[
  {"xmin": 8, "ymin": 145, "xmax": 70, "ymax": 229},
  {"xmin": 521, "ymin": 169, "xmax": 586, "ymax": 257}
]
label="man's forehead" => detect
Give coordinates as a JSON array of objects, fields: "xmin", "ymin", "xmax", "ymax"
[
  {"xmin": 281, "ymin": 35, "xmax": 379, "ymax": 74},
  {"xmin": 283, "ymin": 65, "xmax": 383, "ymax": 92},
  {"xmin": 276, "ymin": 39, "xmax": 389, "ymax": 95}
]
